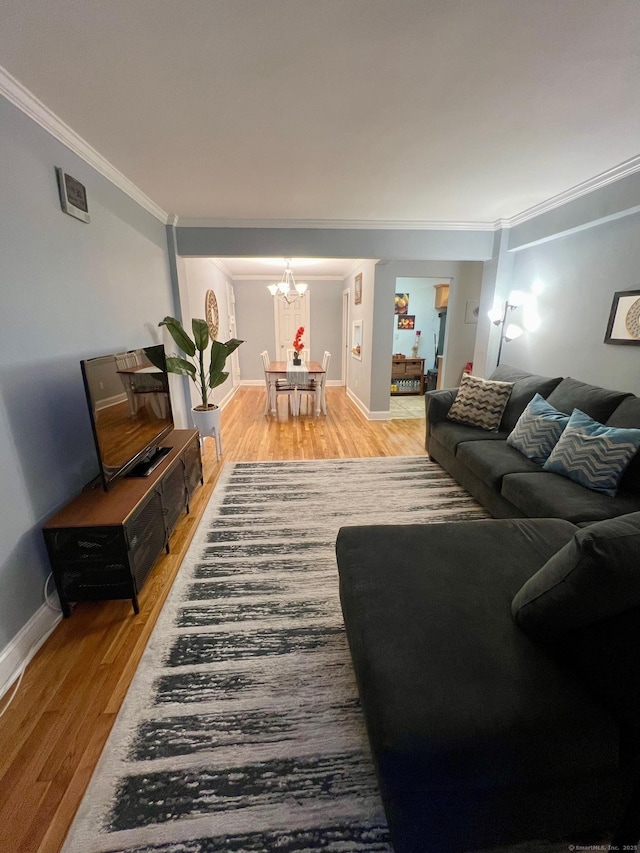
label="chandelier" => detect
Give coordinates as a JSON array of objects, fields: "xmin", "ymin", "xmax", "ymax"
[{"xmin": 267, "ymin": 260, "xmax": 308, "ymax": 304}]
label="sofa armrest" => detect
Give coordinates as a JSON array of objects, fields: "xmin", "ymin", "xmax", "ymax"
[
  {"xmin": 425, "ymin": 388, "xmax": 458, "ymax": 452},
  {"xmin": 426, "ymin": 388, "xmax": 457, "ymax": 422}
]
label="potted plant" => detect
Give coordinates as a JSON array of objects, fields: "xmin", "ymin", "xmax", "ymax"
[
  {"xmin": 156, "ymin": 315, "xmax": 243, "ymax": 451},
  {"xmin": 292, "ymin": 326, "xmax": 305, "ymax": 365}
]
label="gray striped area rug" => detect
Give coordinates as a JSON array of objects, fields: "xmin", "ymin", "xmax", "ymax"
[{"xmin": 62, "ymin": 457, "xmax": 491, "ymax": 853}]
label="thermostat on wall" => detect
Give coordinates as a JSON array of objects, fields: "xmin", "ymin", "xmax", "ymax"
[{"xmin": 55, "ymin": 167, "xmax": 90, "ymax": 223}]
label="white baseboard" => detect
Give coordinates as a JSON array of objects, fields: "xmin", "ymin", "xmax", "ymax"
[
  {"xmin": 345, "ymin": 388, "xmax": 390, "ymax": 420},
  {"xmin": 0, "ymin": 603, "xmax": 62, "ymax": 700}
]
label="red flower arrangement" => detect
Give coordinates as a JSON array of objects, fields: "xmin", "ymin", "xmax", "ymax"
[{"xmin": 293, "ymin": 326, "xmax": 305, "ymax": 354}]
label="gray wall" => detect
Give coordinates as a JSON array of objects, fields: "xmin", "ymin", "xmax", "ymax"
[
  {"xmin": 502, "ymin": 210, "xmax": 640, "ymax": 394},
  {"xmin": 233, "ymin": 278, "xmax": 344, "ymax": 381},
  {"xmin": 0, "ymin": 96, "xmax": 176, "ymax": 649}
]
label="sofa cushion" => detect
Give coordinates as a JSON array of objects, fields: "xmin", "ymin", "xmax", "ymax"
[
  {"xmin": 546, "ymin": 377, "xmax": 630, "ymax": 422},
  {"xmin": 457, "ymin": 440, "xmax": 543, "ymax": 490},
  {"xmin": 501, "ymin": 470, "xmax": 640, "ymax": 524},
  {"xmin": 543, "ymin": 409, "xmax": 640, "ymax": 496},
  {"xmin": 490, "ymin": 364, "xmax": 563, "ymax": 432},
  {"xmin": 506, "ymin": 393, "xmax": 571, "ymax": 464},
  {"xmin": 606, "ymin": 395, "xmax": 640, "ymax": 496},
  {"xmin": 512, "ymin": 512, "xmax": 640, "ymax": 641},
  {"xmin": 430, "ymin": 420, "xmax": 509, "ymax": 456},
  {"xmin": 447, "ymin": 373, "xmax": 514, "ymax": 431}
]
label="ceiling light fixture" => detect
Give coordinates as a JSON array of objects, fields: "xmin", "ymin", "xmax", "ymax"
[{"xmin": 267, "ymin": 259, "xmax": 308, "ymax": 305}]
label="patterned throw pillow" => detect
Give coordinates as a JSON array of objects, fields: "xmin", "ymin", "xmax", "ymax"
[
  {"xmin": 506, "ymin": 393, "xmax": 571, "ymax": 464},
  {"xmin": 543, "ymin": 409, "xmax": 640, "ymax": 496},
  {"xmin": 447, "ymin": 373, "xmax": 514, "ymax": 432}
]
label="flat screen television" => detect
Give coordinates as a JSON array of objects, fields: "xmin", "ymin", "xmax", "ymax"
[{"xmin": 81, "ymin": 344, "xmax": 174, "ymax": 491}]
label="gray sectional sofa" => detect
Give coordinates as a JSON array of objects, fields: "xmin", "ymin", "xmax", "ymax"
[
  {"xmin": 335, "ymin": 366, "xmax": 640, "ymax": 852},
  {"xmin": 425, "ymin": 365, "xmax": 640, "ymax": 523},
  {"xmin": 337, "ymin": 515, "xmax": 640, "ymax": 852}
]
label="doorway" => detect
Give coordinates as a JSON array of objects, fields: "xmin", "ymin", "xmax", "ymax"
[{"xmin": 226, "ymin": 281, "xmax": 241, "ymax": 385}]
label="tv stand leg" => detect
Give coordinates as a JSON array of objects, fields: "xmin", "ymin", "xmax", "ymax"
[{"xmin": 131, "ymin": 594, "xmax": 140, "ymax": 615}]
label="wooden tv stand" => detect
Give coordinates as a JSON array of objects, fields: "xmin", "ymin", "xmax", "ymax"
[{"xmin": 43, "ymin": 429, "xmax": 203, "ymax": 617}]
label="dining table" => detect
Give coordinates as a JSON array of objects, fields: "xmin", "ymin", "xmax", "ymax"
[{"xmin": 266, "ymin": 360, "xmax": 326, "ymax": 416}]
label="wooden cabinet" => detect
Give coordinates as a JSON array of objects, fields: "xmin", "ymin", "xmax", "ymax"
[
  {"xmin": 434, "ymin": 284, "xmax": 449, "ymax": 309},
  {"xmin": 43, "ymin": 429, "xmax": 203, "ymax": 617},
  {"xmin": 391, "ymin": 357, "xmax": 425, "ymax": 395}
]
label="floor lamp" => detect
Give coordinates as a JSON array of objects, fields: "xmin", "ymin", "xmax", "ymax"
[{"xmin": 489, "ymin": 291, "xmax": 524, "ymax": 365}]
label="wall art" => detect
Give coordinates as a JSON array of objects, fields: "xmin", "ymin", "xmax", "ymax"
[
  {"xmin": 394, "ymin": 293, "xmax": 409, "ymax": 314},
  {"xmin": 397, "ymin": 315, "xmax": 415, "ymax": 330},
  {"xmin": 354, "ymin": 273, "xmax": 362, "ymax": 305},
  {"xmin": 604, "ymin": 289, "xmax": 640, "ymax": 345},
  {"xmin": 465, "ymin": 300, "xmax": 480, "ymax": 324}
]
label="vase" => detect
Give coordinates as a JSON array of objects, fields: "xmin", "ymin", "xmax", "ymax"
[
  {"xmin": 293, "ymin": 354, "xmax": 301, "ymax": 366},
  {"xmin": 191, "ymin": 405, "xmax": 222, "ymax": 460}
]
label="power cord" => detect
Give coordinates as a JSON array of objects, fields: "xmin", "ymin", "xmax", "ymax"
[
  {"xmin": 0, "ymin": 573, "xmax": 62, "ymax": 718},
  {"xmin": 44, "ymin": 571, "xmax": 62, "ymax": 613}
]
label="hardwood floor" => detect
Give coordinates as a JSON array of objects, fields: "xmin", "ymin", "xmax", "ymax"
[{"xmin": 0, "ymin": 386, "xmax": 426, "ymax": 853}]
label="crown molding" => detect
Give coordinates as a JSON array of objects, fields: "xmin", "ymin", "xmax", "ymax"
[
  {"xmin": 173, "ymin": 217, "xmax": 495, "ymax": 231},
  {"xmin": 504, "ymin": 154, "xmax": 640, "ymax": 228},
  {"xmin": 0, "ymin": 66, "xmax": 168, "ymax": 224},
  {"xmin": 4, "ymin": 65, "xmax": 639, "ymax": 235},
  {"xmin": 207, "ymin": 258, "xmax": 234, "ymax": 277}
]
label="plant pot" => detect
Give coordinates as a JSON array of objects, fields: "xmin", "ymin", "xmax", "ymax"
[
  {"xmin": 293, "ymin": 355, "xmax": 302, "ymax": 366},
  {"xmin": 191, "ymin": 405, "xmax": 222, "ymax": 459}
]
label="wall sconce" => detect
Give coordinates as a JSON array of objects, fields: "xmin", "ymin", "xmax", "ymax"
[{"xmin": 489, "ymin": 291, "xmax": 526, "ymax": 365}]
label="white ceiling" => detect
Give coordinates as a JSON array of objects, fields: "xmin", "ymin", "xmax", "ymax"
[{"xmin": 1, "ymin": 0, "xmax": 640, "ymax": 226}]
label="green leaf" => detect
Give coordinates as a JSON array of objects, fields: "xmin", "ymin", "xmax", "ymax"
[
  {"xmin": 208, "ymin": 340, "xmax": 227, "ymax": 380},
  {"xmin": 159, "ymin": 317, "xmax": 196, "ymax": 357},
  {"xmin": 210, "ymin": 370, "xmax": 229, "ymax": 389},
  {"xmin": 224, "ymin": 338, "xmax": 244, "ymax": 356},
  {"xmin": 192, "ymin": 318, "xmax": 210, "ymax": 352},
  {"xmin": 165, "ymin": 356, "xmax": 196, "ymax": 379},
  {"xmin": 143, "ymin": 346, "xmax": 165, "ymax": 371}
]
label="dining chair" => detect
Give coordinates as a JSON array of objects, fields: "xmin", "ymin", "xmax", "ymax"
[
  {"xmin": 297, "ymin": 351, "xmax": 330, "ymax": 415},
  {"xmin": 261, "ymin": 350, "xmax": 297, "ymax": 416}
]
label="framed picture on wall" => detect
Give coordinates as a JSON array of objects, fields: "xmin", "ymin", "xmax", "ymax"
[
  {"xmin": 397, "ymin": 315, "xmax": 415, "ymax": 330},
  {"xmin": 604, "ymin": 289, "xmax": 640, "ymax": 345},
  {"xmin": 465, "ymin": 300, "xmax": 480, "ymax": 324},
  {"xmin": 394, "ymin": 293, "xmax": 409, "ymax": 314},
  {"xmin": 354, "ymin": 273, "xmax": 362, "ymax": 305}
]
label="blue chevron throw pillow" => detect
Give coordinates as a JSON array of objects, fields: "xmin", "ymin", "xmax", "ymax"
[
  {"xmin": 506, "ymin": 393, "xmax": 571, "ymax": 464},
  {"xmin": 543, "ymin": 409, "xmax": 640, "ymax": 496},
  {"xmin": 447, "ymin": 373, "xmax": 514, "ymax": 431}
]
